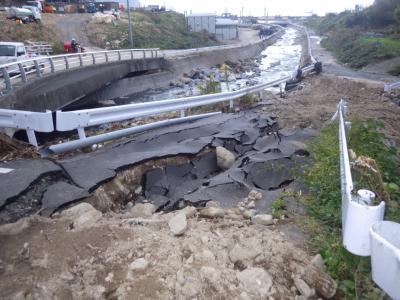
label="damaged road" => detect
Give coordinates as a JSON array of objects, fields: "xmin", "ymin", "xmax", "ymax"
[{"xmin": 0, "ymin": 108, "xmax": 317, "ymax": 223}]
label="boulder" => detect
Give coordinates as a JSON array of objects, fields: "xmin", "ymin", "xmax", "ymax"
[
  {"xmin": 229, "ymin": 244, "xmax": 261, "ymax": 263},
  {"xmin": 60, "ymin": 203, "xmax": 102, "ymax": 230},
  {"xmin": 128, "ymin": 203, "xmax": 156, "ymax": 218},
  {"xmin": 237, "ymin": 268, "xmax": 274, "ymax": 297},
  {"xmin": 199, "ymin": 207, "xmax": 225, "ymax": 218},
  {"xmin": 253, "ymin": 214, "xmax": 274, "ymax": 226},
  {"xmin": 129, "ymin": 258, "xmax": 149, "ymax": 271},
  {"xmin": 216, "ymin": 146, "xmax": 235, "ymax": 170},
  {"xmin": 168, "ymin": 213, "xmax": 188, "ymax": 236}
]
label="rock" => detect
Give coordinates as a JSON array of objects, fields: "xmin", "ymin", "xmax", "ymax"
[
  {"xmin": 242, "ymin": 210, "xmax": 256, "ymax": 219},
  {"xmin": 253, "ymin": 214, "xmax": 274, "ymax": 226},
  {"xmin": 248, "ymin": 190, "xmax": 262, "ymax": 201},
  {"xmin": 205, "ymin": 201, "xmax": 220, "ymax": 208},
  {"xmin": 247, "ymin": 201, "xmax": 256, "ymax": 209},
  {"xmin": 237, "ymin": 268, "xmax": 274, "ymax": 297},
  {"xmin": 134, "ymin": 186, "xmax": 143, "ymax": 195},
  {"xmin": 216, "ymin": 146, "xmax": 235, "ymax": 170},
  {"xmin": 129, "ymin": 258, "xmax": 149, "ymax": 271},
  {"xmin": 348, "ymin": 149, "xmax": 357, "ymax": 161},
  {"xmin": 229, "ymin": 244, "xmax": 261, "ymax": 263},
  {"xmin": 128, "ymin": 203, "xmax": 156, "ymax": 218},
  {"xmin": 60, "ymin": 271, "xmax": 74, "ymax": 282},
  {"xmin": 168, "ymin": 213, "xmax": 188, "ymax": 236},
  {"xmin": 294, "ymin": 277, "xmax": 315, "ymax": 299},
  {"xmin": 200, "ymin": 266, "xmax": 220, "ymax": 284},
  {"xmin": 98, "ymin": 99, "xmax": 116, "ymax": 106},
  {"xmin": 180, "ymin": 76, "xmax": 192, "ymax": 84},
  {"xmin": 181, "ymin": 206, "xmax": 197, "ymax": 218},
  {"xmin": 199, "ymin": 207, "xmax": 225, "ymax": 218},
  {"xmin": 300, "ymin": 265, "xmax": 337, "ymax": 299},
  {"xmin": 61, "ymin": 203, "xmax": 102, "ymax": 230},
  {"xmin": 311, "ymin": 254, "xmax": 326, "ymax": 271}
]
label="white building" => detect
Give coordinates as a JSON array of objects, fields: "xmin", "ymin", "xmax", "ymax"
[
  {"xmin": 216, "ymin": 18, "xmax": 238, "ymax": 40},
  {"xmin": 186, "ymin": 14, "xmax": 239, "ymax": 41},
  {"xmin": 186, "ymin": 13, "xmax": 216, "ymax": 34}
]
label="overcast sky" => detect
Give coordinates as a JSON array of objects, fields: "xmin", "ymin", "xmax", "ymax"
[{"xmin": 140, "ymin": 0, "xmax": 375, "ymax": 16}]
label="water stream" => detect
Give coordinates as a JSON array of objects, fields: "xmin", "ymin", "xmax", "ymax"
[{"xmin": 113, "ymin": 28, "xmax": 302, "ymax": 105}]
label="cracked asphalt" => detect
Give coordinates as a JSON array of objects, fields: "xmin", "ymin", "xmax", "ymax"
[{"xmin": 0, "ymin": 108, "xmax": 317, "ymax": 224}]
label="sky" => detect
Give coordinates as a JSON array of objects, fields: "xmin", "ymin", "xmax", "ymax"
[{"xmin": 139, "ymin": 0, "xmax": 375, "ymax": 16}]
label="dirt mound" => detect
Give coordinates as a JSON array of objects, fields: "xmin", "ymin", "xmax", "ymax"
[{"xmin": 0, "ymin": 202, "xmax": 336, "ymax": 299}]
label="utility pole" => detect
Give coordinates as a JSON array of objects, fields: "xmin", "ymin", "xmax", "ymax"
[{"xmin": 126, "ymin": 0, "xmax": 133, "ymax": 48}]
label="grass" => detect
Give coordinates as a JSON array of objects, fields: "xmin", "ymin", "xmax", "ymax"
[
  {"xmin": 87, "ymin": 10, "xmax": 220, "ymax": 50},
  {"xmin": 300, "ymin": 119, "xmax": 399, "ymax": 298},
  {"xmin": 388, "ymin": 64, "xmax": 400, "ymax": 76},
  {"xmin": 363, "ymin": 37, "xmax": 400, "ymax": 56}
]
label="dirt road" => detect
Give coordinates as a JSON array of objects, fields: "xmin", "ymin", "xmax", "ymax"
[
  {"xmin": 309, "ymin": 32, "xmax": 398, "ymax": 83},
  {"xmin": 43, "ymin": 14, "xmax": 102, "ymax": 51},
  {"xmin": 266, "ymin": 75, "xmax": 400, "ymax": 146}
]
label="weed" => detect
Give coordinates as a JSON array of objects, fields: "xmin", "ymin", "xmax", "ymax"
[
  {"xmin": 300, "ymin": 119, "xmax": 399, "ymax": 298},
  {"xmin": 271, "ymin": 197, "xmax": 286, "ymax": 219}
]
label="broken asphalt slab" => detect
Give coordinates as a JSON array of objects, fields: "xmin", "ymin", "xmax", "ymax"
[{"xmin": 0, "ymin": 110, "xmax": 318, "ymax": 222}]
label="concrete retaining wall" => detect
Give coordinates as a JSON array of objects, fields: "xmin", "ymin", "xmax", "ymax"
[
  {"xmin": 84, "ymin": 32, "xmax": 283, "ymax": 105},
  {"xmin": 0, "ymin": 30, "xmax": 283, "ymax": 112}
]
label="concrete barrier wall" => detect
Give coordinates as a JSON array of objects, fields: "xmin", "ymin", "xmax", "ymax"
[{"xmin": 84, "ymin": 32, "xmax": 284, "ymax": 104}]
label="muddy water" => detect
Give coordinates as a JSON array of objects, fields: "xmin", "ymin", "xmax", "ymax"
[{"xmin": 114, "ymin": 28, "xmax": 302, "ymax": 105}]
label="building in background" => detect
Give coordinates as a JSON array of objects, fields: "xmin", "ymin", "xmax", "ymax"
[
  {"xmin": 216, "ymin": 18, "xmax": 238, "ymax": 40},
  {"xmin": 186, "ymin": 13, "xmax": 216, "ymax": 35},
  {"xmin": 186, "ymin": 13, "xmax": 238, "ymax": 41}
]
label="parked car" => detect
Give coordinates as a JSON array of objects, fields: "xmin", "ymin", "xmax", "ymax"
[
  {"xmin": 6, "ymin": 7, "xmax": 35, "ymax": 23},
  {"xmin": 26, "ymin": 0, "xmax": 42, "ymax": 11},
  {"xmin": 0, "ymin": 42, "xmax": 45, "ymax": 76},
  {"xmin": 86, "ymin": 3, "xmax": 97, "ymax": 13},
  {"xmin": 22, "ymin": 5, "xmax": 41, "ymax": 22}
]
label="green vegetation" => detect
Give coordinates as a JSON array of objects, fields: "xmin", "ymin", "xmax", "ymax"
[
  {"xmin": 300, "ymin": 120, "xmax": 400, "ymax": 298},
  {"xmin": 88, "ymin": 10, "xmax": 219, "ymax": 49},
  {"xmin": 389, "ymin": 64, "xmax": 400, "ymax": 75},
  {"xmin": 307, "ymin": 0, "xmax": 400, "ymax": 69},
  {"xmin": 271, "ymin": 197, "xmax": 286, "ymax": 219}
]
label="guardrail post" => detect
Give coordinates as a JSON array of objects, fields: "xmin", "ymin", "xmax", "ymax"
[
  {"xmin": 1, "ymin": 68, "xmax": 12, "ymax": 92},
  {"xmin": 130, "ymin": 50, "xmax": 134, "ymax": 60},
  {"xmin": 48, "ymin": 57, "xmax": 55, "ymax": 73},
  {"xmin": 33, "ymin": 60, "xmax": 42, "ymax": 78},
  {"xmin": 143, "ymin": 50, "xmax": 146, "ymax": 59},
  {"xmin": 118, "ymin": 51, "xmax": 121, "ymax": 61},
  {"xmin": 64, "ymin": 56, "xmax": 69, "ymax": 70},
  {"xmin": 151, "ymin": 50, "xmax": 154, "ymax": 58},
  {"xmin": 77, "ymin": 127, "xmax": 86, "ymax": 140},
  {"xmin": 78, "ymin": 54, "xmax": 83, "ymax": 67},
  {"xmin": 92, "ymin": 53, "xmax": 96, "ymax": 64},
  {"xmin": 180, "ymin": 109, "xmax": 185, "ymax": 118},
  {"xmin": 26, "ymin": 129, "xmax": 38, "ymax": 147},
  {"xmin": 229, "ymin": 100, "xmax": 234, "ymax": 110},
  {"xmin": 105, "ymin": 52, "xmax": 109, "ymax": 63},
  {"xmin": 155, "ymin": 50, "xmax": 158, "ymax": 58},
  {"xmin": 18, "ymin": 63, "xmax": 27, "ymax": 83}
]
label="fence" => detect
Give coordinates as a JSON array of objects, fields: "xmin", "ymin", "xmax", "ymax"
[
  {"xmin": 384, "ymin": 81, "xmax": 400, "ymax": 93},
  {"xmin": 0, "ymin": 48, "xmax": 160, "ymax": 93},
  {"xmin": 332, "ymin": 100, "xmax": 399, "ymax": 299},
  {"xmin": 25, "ymin": 41, "xmax": 54, "ymax": 55}
]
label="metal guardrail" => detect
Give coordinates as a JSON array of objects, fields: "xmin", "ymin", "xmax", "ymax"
[
  {"xmin": 0, "ymin": 25, "xmax": 318, "ymax": 149},
  {"xmin": 333, "ymin": 100, "xmax": 385, "ymax": 257},
  {"xmin": 56, "ymin": 76, "xmax": 290, "ymax": 134},
  {"xmin": 333, "ymin": 100, "xmax": 399, "ymax": 298},
  {"xmin": 0, "ymin": 48, "xmax": 160, "ymax": 93},
  {"xmin": 384, "ymin": 81, "xmax": 400, "ymax": 93},
  {"xmin": 0, "ymin": 109, "xmax": 54, "ymax": 146}
]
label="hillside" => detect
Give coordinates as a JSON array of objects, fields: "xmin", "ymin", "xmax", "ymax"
[
  {"xmin": 87, "ymin": 10, "xmax": 220, "ymax": 49},
  {"xmin": 307, "ymin": 0, "xmax": 400, "ymax": 74},
  {"xmin": 0, "ymin": 12, "xmax": 64, "ymax": 53}
]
